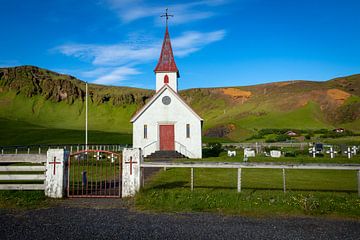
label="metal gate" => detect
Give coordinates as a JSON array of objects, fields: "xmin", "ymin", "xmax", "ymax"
[{"xmin": 67, "ymin": 150, "xmax": 122, "ymax": 198}]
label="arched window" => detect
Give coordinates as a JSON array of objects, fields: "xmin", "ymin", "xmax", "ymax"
[{"xmin": 164, "ymin": 75, "xmax": 169, "ymax": 84}]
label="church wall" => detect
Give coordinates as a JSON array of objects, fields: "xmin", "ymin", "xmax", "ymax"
[
  {"xmin": 133, "ymin": 89, "xmax": 202, "ymax": 159},
  {"xmin": 155, "ymin": 72, "xmax": 178, "ymax": 92}
]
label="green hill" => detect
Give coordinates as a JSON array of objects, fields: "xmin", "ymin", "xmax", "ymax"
[{"xmin": 0, "ymin": 65, "xmax": 359, "ymax": 145}]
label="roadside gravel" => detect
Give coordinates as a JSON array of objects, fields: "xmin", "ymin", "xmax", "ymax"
[{"xmin": 0, "ymin": 199, "xmax": 359, "ymax": 240}]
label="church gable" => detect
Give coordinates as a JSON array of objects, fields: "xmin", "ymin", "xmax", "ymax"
[{"xmin": 130, "ymin": 85, "xmax": 203, "ymax": 123}]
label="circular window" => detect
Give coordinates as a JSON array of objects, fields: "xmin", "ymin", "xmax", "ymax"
[{"xmin": 162, "ymin": 96, "xmax": 171, "ymax": 105}]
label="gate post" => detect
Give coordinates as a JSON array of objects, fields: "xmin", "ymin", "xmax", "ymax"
[
  {"xmin": 122, "ymin": 148, "xmax": 142, "ymax": 197},
  {"xmin": 45, "ymin": 149, "xmax": 69, "ymax": 198}
]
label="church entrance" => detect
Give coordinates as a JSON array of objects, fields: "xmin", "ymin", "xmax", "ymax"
[{"xmin": 159, "ymin": 125, "xmax": 175, "ymax": 151}]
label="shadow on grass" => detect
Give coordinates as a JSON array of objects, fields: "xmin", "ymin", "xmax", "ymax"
[
  {"xmin": 150, "ymin": 181, "xmax": 188, "ymax": 189},
  {"xmin": 147, "ymin": 184, "xmax": 358, "ymax": 193}
]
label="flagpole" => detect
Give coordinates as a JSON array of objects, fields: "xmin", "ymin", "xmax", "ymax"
[{"xmin": 85, "ymin": 82, "xmax": 88, "ymax": 151}]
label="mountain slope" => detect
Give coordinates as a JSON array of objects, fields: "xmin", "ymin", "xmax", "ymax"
[{"xmin": 0, "ymin": 65, "xmax": 359, "ymax": 143}]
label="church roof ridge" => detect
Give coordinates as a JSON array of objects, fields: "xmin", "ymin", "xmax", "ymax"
[{"xmin": 154, "ymin": 26, "xmax": 179, "ymax": 75}]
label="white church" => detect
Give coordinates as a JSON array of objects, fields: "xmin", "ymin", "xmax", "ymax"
[{"xmin": 130, "ymin": 24, "xmax": 203, "ymax": 159}]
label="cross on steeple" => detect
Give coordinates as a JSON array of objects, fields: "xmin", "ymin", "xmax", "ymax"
[{"xmin": 161, "ymin": 8, "xmax": 173, "ymax": 27}]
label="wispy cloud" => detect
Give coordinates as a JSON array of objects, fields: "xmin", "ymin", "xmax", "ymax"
[
  {"xmin": 92, "ymin": 66, "xmax": 141, "ymax": 85},
  {"xmin": 55, "ymin": 29, "xmax": 225, "ymax": 85},
  {"xmin": 106, "ymin": 0, "xmax": 227, "ymax": 24}
]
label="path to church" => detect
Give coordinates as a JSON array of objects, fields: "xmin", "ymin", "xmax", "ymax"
[{"xmin": 1, "ymin": 199, "xmax": 359, "ymax": 240}]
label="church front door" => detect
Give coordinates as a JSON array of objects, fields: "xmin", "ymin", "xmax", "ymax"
[{"xmin": 159, "ymin": 125, "xmax": 175, "ymax": 151}]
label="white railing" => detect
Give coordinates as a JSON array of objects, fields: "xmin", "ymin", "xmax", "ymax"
[
  {"xmin": 0, "ymin": 154, "xmax": 47, "ymax": 190},
  {"xmin": 142, "ymin": 141, "xmax": 157, "ymax": 157},
  {"xmin": 175, "ymin": 141, "xmax": 194, "ymax": 158}
]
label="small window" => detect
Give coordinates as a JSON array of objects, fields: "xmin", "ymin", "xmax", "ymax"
[
  {"xmin": 186, "ymin": 124, "xmax": 190, "ymax": 138},
  {"xmin": 144, "ymin": 124, "xmax": 147, "ymax": 139},
  {"xmin": 164, "ymin": 75, "xmax": 169, "ymax": 84}
]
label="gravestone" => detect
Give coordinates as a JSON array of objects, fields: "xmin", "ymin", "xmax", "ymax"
[
  {"xmin": 227, "ymin": 150, "xmax": 236, "ymax": 157},
  {"xmin": 270, "ymin": 150, "xmax": 281, "ymax": 158},
  {"xmin": 45, "ymin": 149, "xmax": 69, "ymax": 198},
  {"xmin": 122, "ymin": 148, "xmax": 142, "ymax": 197},
  {"xmin": 244, "ymin": 148, "xmax": 255, "ymax": 157}
]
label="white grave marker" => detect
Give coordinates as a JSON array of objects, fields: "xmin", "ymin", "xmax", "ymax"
[
  {"xmin": 270, "ymin": 150, "xmax": 281, "ymax": 158},
  {"xmin": 326, "ymin": 147, "xmax": 337, "ymax": 159},
  {"xmin": 227, "ymin": 150, "xmax": 236, "ymax": 157},
  {"xmin": 244, "ymin": 148, "xmax": 255, "ymax": 158}
]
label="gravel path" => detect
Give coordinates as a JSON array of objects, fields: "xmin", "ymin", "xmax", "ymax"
[{"xmin": 0, "ymin": 199, "xmax": 359, "ymax": 240}]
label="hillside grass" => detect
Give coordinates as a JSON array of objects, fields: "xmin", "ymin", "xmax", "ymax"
[{"xmin": 0, "ymin": 118, "xmax": 131, "ymax": 146}]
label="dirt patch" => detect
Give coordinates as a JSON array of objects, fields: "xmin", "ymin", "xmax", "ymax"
[
  {"xmin": 204, "ymin": 124, "xmax": 236, "ymax": 138},
  {"xmin": 326, "ymin": 89, "xmax": 350, "ymax": 103},
  {"xmin": 220, "ymin": 88, "xmax": 251, "ymax": 100}
]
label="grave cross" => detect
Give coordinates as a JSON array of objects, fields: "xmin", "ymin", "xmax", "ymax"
[
  {"xmin": 309, "ymin": 146, "xmax": 317, "ymax": 158},
  {"xmin": 49, "ymin": 156, "xmax": 61, "ymax": 175},
  {"xmin": 326, "ymin": 146, "xmax": 337, "ymax": 159},
  {"xmin": 344, "ymin": 147, "xmax": 354, "ymax": 159},
  {"xmin": 125, "ymin": 157, "xmax": 138, "ymax": 176}
]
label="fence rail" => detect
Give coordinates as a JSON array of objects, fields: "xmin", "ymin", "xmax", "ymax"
[
  {"xmin": 0, "ymin": 154, "xmax": 47, "ymax": 190},
  {"xmin": 141, "ymin": 161, "xmax": 360, "ymax": 196},
  {"xmin": 0, "ymin": 144, "xmax": 127, "ymax": 155}
]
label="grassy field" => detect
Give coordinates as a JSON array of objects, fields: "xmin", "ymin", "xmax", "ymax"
[{"xmin": 136, "ymin": 154, "xmax": 360, "ymax": 218}]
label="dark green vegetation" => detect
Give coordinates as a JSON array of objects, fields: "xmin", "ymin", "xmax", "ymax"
[
  {"xmin": 0, "ymin": 190, "xmax": 49, "ymax": 209},
  {"xmin": 1, "ymin": 65, "xmax": 360, "ymax": 145}
]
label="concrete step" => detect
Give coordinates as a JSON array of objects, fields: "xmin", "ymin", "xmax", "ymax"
[{"xmin": 145, "ymin": 150, "xmax": 186, "ymax": 161}]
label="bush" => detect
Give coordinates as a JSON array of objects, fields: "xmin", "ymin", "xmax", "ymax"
[{"xmin": 202, "ymin": 142, "xmax": 223, "ymax": 158}]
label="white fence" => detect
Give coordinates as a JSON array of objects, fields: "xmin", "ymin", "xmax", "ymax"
[
  {"xmin": 0, "ymin": 154, "xmax": 47, "ymax": 190},
  {"xmin": 141, "ymin": 162, "xmax": 360, "ymax": 196}
]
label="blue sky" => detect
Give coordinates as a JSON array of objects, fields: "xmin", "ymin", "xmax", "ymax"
[{"xmin": 1, "ymin": 0, "xmax": 359, "ymax": 90}]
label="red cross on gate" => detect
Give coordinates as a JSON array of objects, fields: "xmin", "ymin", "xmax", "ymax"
[
  {"xmin": 125, "ymin": 157, "xmax": 138, "ymax": 176},
  {"xmin": 49, "ymin": 157, "xmax": 61, "ymax": 175}
]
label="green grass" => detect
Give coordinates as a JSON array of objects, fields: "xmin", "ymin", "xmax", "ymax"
[
  {"xmin": 136, "ymin": 155, "xmax": 360, "ymax": 217},
  {"xmin": 0, "ymin": 191, "xmax": 49, "ymax": 209},
  {"xmin": 0, "ymin": 118, "xmax": 131, "ymax": 146}
]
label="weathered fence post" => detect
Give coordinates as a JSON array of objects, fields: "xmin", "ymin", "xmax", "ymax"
[
  {"xmin": 1, "ymin": 148, "xmax": 3, "ymax": 155},
  {"xmin": 237, "ymin": 168, "xmax": 242, "ymax": 193},
  {"xmin": 45, "ymin": 149, "xmax": 69, "ymax": 198},
  {"xmin": 27, "ymin": 147, "xmax": 30, "ymax": 154},
  {"xmin": 38, "ymin": 147, "xmax": 41, "ymax": 154},
  {"xmin": 122, "ymin": 148, "xmax": 142, "ymax": 197},
  {"xmin": 15, "ymin": 148, "xmax": 18, "ymax": 154},
  {"xmin": 282, "ymin": 168, "xmax": 286, "ymax": 193},
  {"xmin": 191, "ymin": 168, "xmax": 194, "ymax": 191}
]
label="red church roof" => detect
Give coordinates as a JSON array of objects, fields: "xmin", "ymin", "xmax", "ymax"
[{"xmin": 154, "ymin": 26, "xmax": 179, "ymax": 76}]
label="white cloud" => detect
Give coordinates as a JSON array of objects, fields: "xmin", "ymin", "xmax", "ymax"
[
  {"xmin": 92, "ymin": 66, "xmax": 141, "ymax": 85},
  {"xmin": 56, "ymin": 29, "xmax": 225, "ymax": 65},
  {"xmin": 55, "ymin": 28, "xmax": 226, "ymax": 85}
]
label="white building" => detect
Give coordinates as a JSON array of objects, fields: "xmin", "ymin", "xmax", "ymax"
[{"xmin": 130, "ymin": 26, "xmax": 203, "ymax": 159}]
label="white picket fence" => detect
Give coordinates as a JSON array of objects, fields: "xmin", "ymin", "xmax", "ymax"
[{"xmin": 0, "ymin": 154, "xmax": 47, "ymax": 190}]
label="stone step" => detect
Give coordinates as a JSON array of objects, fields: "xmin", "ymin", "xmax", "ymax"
[{"xmin": 145, "ymin": 150, "xmax": 186, "ymax": 160}]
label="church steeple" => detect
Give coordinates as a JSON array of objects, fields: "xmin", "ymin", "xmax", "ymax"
[
  {"xmin": 154, "ymin": 9, "xmax": 179, "ymax": 92},
  {"xmin": 154, "ymin": 26, "xmax": 179, "ymax": 75}
]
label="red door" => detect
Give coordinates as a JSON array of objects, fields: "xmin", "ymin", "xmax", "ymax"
[{"xmin": 159, "ymin": 125, "xmax": 175, "ymax": 151}]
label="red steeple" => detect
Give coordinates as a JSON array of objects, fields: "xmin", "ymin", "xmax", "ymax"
[{"xmin": 154, "ymin": 26, "xmax": 179, "ymax": 76}]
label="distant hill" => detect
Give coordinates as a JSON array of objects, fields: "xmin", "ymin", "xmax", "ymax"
[{"xmin": 0, "ymin": 65, "xmax": 359, "ymax": 142}]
